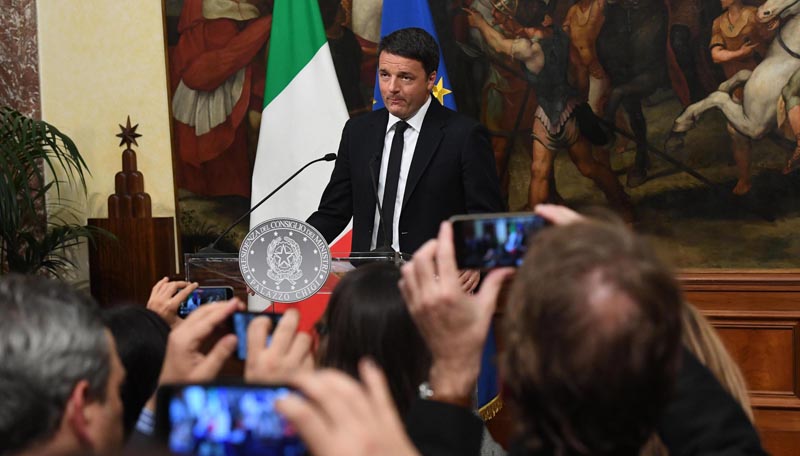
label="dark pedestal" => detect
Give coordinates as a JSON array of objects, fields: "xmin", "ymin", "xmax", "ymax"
[{"xmin": 88, "ymin": 216, "xmax": 176, "ymax": 307}]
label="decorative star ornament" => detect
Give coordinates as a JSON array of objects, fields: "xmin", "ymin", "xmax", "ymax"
[
  {"xmin": 432, "ymin": 77, "xmax": 452, "ymax": 105},
  {"xmin": 116, "ymin": 116, "xmax": 142, "ymax": 148}
]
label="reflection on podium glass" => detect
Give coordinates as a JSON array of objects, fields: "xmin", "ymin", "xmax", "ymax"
[
  {"xmin": 322, "ymin": 251, "xmax": 411, "ymax": 293},
  {"xmin": 184, "ymin": 251, "xmax": 411, "ymax": 301},
  {"xmin": 185, "ymin": 253, "xmax": 245, "ymax": 297}
]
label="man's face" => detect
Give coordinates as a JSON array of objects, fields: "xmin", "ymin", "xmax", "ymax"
[
  {"xmin": 86, "ymin": 332, "xmax": 126, "ymax": 455},
  {"xmin": 378, "ymin": 51, "xmax": 436, "ymax": 120}
]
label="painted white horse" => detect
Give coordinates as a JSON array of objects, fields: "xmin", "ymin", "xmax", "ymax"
[{"xmin": 670, "ymin": 0, "xmax": 800, "ymax": 140}]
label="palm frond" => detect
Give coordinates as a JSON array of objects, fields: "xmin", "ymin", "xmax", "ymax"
[
  {"xmin": 0, "ymin": 106, "xmax": 89, "ymax": 211},
  {"xmin": 0, "ymin": 106, "xmax": 96, "ymax": 277},
  {"xmin": 4, "ymin": 223, "xmax": 110, "ymax": 275}
]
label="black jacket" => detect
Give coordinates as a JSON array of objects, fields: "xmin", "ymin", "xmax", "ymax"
[
  {"xmin": 406, "ymin": 349, "xmax": 766, "ymax": 456},
  {"xmin": 307, "ymin": 98, "xmax": 505, "ymax": 254}
]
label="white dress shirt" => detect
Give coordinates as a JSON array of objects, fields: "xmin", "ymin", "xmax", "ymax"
[{"xmin": 371, "ymin": 95, "xmax": 432, "ymax": 252}]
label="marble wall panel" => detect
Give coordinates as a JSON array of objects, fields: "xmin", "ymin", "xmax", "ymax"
[{"xmin": 0, "ymin": 0, "xmax": 40, "ymax": 118}]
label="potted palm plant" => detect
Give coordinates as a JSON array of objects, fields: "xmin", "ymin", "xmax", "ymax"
[{"xmin": 0, "ymin": 105, "xmax": 98, "ymax": 276}]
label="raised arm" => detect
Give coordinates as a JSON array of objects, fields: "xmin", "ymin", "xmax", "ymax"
[
  {"xmin": 464, "ymin": 8, "xmax": 544, "ymax": 75},
  {"xmin": 464, "ymin": 8, "xmax": 516, "ymax": 56}
]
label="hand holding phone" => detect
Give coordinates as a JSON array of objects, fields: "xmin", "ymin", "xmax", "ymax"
[
  {"xmin": 243, "ymin": 308, "xmax": 314, "ymax": 384},
  {"xmin": 157, "ymin": 299, "xmax": 243, "ymax": 388},
  {"xmin": 398, "ymin": 222, "xmax": 515, "ymax": 410},
  {"xmin": 450, "ymin": 212, "xmax": 548, "ymax": 269},
  {"xmin": 147, "ymin": 278, "xmax": 198, "ymax": 327},
  {"xmin": 229, "ymin": 311, "xmax": 282, "ymax": 360}
]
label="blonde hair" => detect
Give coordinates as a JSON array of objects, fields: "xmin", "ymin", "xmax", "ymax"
[
  {"xmin": 680, "ymin": 303, "xmax": 753, "ymax": 419},
  {"xmin": 640, "ymin": 302, "xmax": 753, "ymax": 455}
]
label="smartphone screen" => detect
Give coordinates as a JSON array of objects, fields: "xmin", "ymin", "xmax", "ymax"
[
  {"xmin": 230, "ymin": 312, "xmax": 282, "ymax": 360},
  {"xmin": 451, "ymin": 213, "xmax": 548, "ymax": 269},
  {"xmin": 178, "ymin": 286, "xmax": 234, "ymax": 319},
  {"xmin": 157, "ymin": 383, "xmax": 305, "ymax": 456}
]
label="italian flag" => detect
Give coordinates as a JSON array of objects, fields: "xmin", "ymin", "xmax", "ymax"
[{"xmin": 249, "ymin": 0, "xmax": 350, "ymax": 323}]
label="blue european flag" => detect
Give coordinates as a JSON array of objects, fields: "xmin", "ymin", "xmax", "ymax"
[
  {"xmin": 478, "ymin": 325, "xmax": 501, "ymax": 418},
  {"xmin": 373, "ymin": 0, "xmax": 456, "ymax": 110}
]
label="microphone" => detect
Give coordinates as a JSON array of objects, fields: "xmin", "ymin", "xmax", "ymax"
[
  {"xmin": 199, "ymin": 153, "xmax": 337, "ymax": 254},
  {"xmin": 368, "ymin": 153, "xmax": 395, "ymax": 254}
]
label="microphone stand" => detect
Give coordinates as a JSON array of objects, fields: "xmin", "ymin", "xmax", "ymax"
[{"xmin": 198, "ymin": 153, "xmax": 337, "ymax": 254}]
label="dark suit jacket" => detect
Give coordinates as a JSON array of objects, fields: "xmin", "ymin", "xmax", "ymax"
[
  {"xmin": 307, "ymin": 98, "xmax": 505, "ymax": 254},
  {"xmin": 405, "ymin": 349, "xmax": 766, "ymax": 456}
]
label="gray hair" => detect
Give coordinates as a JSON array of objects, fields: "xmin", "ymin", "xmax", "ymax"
[{"xmin": 0, "ymin": 274, "xmax": 110, "ymax": 454}]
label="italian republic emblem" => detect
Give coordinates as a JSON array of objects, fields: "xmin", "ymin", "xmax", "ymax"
[{"xmin": 239, "ymin": 218, "xmax": 331, "ymax": 302}]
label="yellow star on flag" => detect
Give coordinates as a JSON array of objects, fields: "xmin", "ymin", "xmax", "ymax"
[{"xmin": 431, "ymin": 77, "xmax": 452, "ymax": 104}]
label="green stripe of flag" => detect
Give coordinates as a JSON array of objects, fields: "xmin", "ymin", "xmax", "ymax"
[{"xmin": 263, "ymin": 0, "xmax": 328, "ymax": 108}]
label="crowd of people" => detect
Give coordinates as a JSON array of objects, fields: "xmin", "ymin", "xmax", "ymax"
[
  {"xmin": 0, "ymin": 203, "xmax": 766, "ymax": 456},
  {"xmin": 1, "ymin": 19, "xmax": 770, "ymax": 456}
]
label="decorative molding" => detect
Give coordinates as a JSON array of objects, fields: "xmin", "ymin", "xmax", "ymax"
[{"xmin": 679, "ymin": 270, "xmax": 800, "ymax": 291}]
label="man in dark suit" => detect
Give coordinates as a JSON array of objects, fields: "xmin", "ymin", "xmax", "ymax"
[{"xmin": 307, "ymin": 27, "xmax": 504, "ymax": 288}]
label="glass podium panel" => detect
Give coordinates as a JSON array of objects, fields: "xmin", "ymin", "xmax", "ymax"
[{"xmin": 184, "ymin": 252, "xmax": 411, "ymax": 298}]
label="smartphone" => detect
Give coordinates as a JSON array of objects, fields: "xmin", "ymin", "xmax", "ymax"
[
  {"xmin": 177, "ymin": 286, "xmax": 234, "ymax": 319},
  {"xmin": 450, "ymin": 212, "xmax": 548, "ymax": 269},
  {"xmin": 229, "ymin": 311, "xmax": 283, "ymax": 360},
  {"xmin": 156, "ymin": 383, "xmax": 305, "ymax": 456}
]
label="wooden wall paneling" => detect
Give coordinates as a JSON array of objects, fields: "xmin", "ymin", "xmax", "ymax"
[
  {"xmin": 711, "ymin": 319, "xmax": 799, "ymax": 400},
  {"xmin": 683, "ymin": 271, "xmax": 800, "ymax": 456},
  {"xmin": 753, "ymin": 408, "xmax": 800, "ymax": 456},
  {"xmin": 89, "ymin": 217, "xmax": 176, "ymax": 307}
]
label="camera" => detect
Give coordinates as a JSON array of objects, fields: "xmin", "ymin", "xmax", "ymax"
[
  {"xmin": 450, "ymin": 212, "xmax": 548, "ymax": 269},
  {"xmin": 156, "ymin": 382, "xmax": 305, "ymax": 456},
  {"xmin": 177, "ymin": 286, "xmax": 234, "ymax": 319}
]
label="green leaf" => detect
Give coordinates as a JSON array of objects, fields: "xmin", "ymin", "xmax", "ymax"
[{"xmin": 0, "ymin": 106, "xmax": 95, "ymax": 278}]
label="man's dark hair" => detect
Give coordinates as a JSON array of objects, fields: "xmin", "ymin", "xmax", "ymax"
[
  {"xmin": 317, "ymin": 262, "xmax": 431, "ymax": 415},
  {"xmin": 502, "ymin": 219, "xmax": 683, "ymax": 455},
  {"xmin": 0, "ymin": 274, "xmax": 110, "ymax": 454},
  {"xmin": 377, "ymin": 27, "xmax": 440, "ymax": 75},
  {"xmin": 102, "ymin": 306, "xmax": 170, "ymax": 440}
]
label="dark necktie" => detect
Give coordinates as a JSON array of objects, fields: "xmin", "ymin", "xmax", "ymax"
[{"xmin": 377, "ymin": 120, "xmax": 409, "ymax": 248}]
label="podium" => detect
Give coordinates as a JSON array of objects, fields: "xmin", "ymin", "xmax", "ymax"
[{"xmin": 184, "ymin": 251, "xmax": 410, "ymax": 304}]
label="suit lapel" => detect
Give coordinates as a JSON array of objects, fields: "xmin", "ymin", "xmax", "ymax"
[
  {"xmin": 368, "ymin": 110, "xmax": 389, "ymax": 199},
  {"xmin": 403, "ymin": 99, "xmax": 445, "ymax": 210}
]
